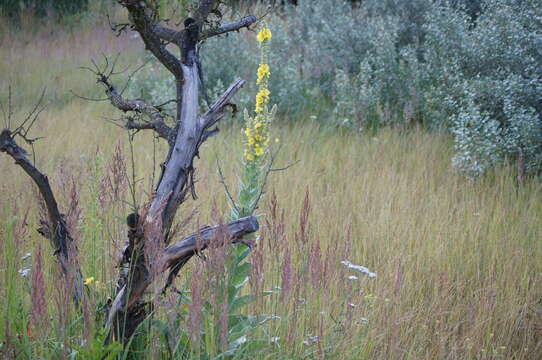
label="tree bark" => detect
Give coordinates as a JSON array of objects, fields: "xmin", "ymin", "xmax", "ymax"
[
  {"xmin": 1, "ymin": 0, "xmax": 259, "ymax": 345},
  {"xmin": 0, "ymin": 129, "xmax": 84, "ymax": 304},
  {"xmin": 106, "ymin": 0, "xmax": 259, "ymax": 342},
  {"xmin": 106, "ymin": 216, "xmax": 258, "ymax": 339}
]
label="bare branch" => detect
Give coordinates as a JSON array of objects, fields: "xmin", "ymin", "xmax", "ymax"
[
  {"xmin": 194, "ymin": 0, "xmax": 217, "ymax": 28},
  {"xmin": 164, "ymin": 216, "xmax": 259, "ymax": 270},
  {"xmin": 200, "ymin": 78, "xmax": 245, "ymax": 130},
  {"xmin": 152, "ymin": 23, "xmax": 182, "ymax": 43},
  {"xmin": 118, "ymin": 0, "xmax": 183, "ymax": 78},
  {"xmin": 12, "ymin": 88, "xmax": 46, "ymax": 137},
  {"xmin": 0, "ymin": 129, "xmax": 84, "ymax": 304},
  {"xmin": 216, "ymin": 157, "xmax": 240, "ymax": 214},
  {"xmin": 124, "ymin": 116, "xmax": 173, "ymax": 141},
  {"xmin": 200, "ymin": 15, "xmax": 258, "ymax": 40},
  {"xmin": 92, "ymin": 69, "xmax": 175, "ymax": 144},
  {"xmin": 271, "ymin": 159, "xmax": 300, "ymax": 172}
]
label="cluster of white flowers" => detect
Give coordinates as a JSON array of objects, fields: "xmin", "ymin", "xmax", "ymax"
[{"xmin": 341, "ymin": 260, "xmax": 377, "ymax": 278}]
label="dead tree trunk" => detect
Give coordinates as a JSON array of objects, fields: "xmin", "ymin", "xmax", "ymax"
[
  {"xmin": 100, "ymin": 1, "xmax": 259, "ymax": 341},
  {"xmin": 1, "ymin": 0, "xmax": 259, "ymax": 344}
]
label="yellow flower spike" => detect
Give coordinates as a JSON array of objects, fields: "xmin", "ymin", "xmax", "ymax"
[
  {"xmin": 84, "ymin": 277, "xmax": 95, "ymax": 285},
  {"xmin": 257, "ymin": 64, "xmax": 270, "ymax": 84},
  {"xmin": 257, "ymin": 28, "xmax": 272, "ymax": 43},
  {"xmin": 244, "ymin": 26, "xmax": 274, "ymax": 165}
]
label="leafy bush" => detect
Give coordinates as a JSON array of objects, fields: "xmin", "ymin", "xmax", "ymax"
[
  {"xmin": 422, "ymin": 0, "xmax": 542, "ymax": 176},
  {"xmin": 126, "ymin": 0, "xmax": 542, "ymax": 177}
]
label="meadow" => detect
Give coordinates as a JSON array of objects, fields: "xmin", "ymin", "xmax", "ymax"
[{"xmin": 1, "ymin": 7, "xmax": 541, "ymax": 360}]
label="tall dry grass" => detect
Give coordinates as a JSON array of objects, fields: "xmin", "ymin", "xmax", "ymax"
[{"xmin": 0, "ymin": 12, "xmax": 540, "ymax": 359}]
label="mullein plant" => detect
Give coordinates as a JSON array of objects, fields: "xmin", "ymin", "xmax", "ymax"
[
  {"xmin": 235, "ymin": 26, "xmax": 277, "ymax": 220},
  {"xmin": 148, "ymin": 26, "xmax": 280, "ymax": 358},
  {"xmin": 203, "ymin": 25, "xmax": 278, "ymax": 354}
]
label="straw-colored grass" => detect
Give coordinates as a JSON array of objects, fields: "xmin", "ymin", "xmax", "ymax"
[{"xmin": 0, "ymin": 15, "xmax": 540, "ymax": 360}]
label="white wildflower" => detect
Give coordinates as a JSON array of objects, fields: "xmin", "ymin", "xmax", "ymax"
[
  {"xmin": 18, "ymin": 267, "xmax": 31, "ymax": 277},
  {"xmin": 341, "ymin": 260, "xmax": 377, "ymax": 278}
]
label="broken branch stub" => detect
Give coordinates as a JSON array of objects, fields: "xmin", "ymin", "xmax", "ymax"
[{"xmin": 106, "ymin": 216, "xmax": 259, "ymax": 339}]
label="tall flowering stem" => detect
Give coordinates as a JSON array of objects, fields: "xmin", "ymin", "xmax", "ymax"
[{"xmin": 235, "ymin": 25, "xmax": 276, "ymax": 219}]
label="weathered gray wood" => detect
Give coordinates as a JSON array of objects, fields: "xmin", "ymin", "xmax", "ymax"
[
  {"xmin": 105, "ymin": 0, "xmax": 258, "ymax": 342},
  {"xmin": 119, "ymin": 0, "xmax": 183, "ymax": 79},
  {"xmin": 149, "ymin": 63, "xmax": 199, "ymax": 224},
  {"xmin": 105, "ymin": 216, "xmax": 259, "ymax": 331},
  {"xmin": 163, "ymin": 215, "xmax": 259, "ymax": 267},
  {"xmin": 0, "ymin": 129, "xmax": 84, "ymax": 304},
  {"xmin": 201, "ymin": 78, "xmax": 246, "ymax": 130},
  {"xmin": 99, "ymin": 76, "xmax": 174, "ymax": 143},
  {"xmin": 200, "ymin": 15, "xmax": 258, "ymax": 40}
]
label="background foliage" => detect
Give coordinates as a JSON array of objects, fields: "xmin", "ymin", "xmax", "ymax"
[
  {"xmin": 127, "ymin": 0, "xmax": 542, "ymax": 177},
  {"xmin": 0, "ymin": 0, "xmax": 89, "ymax": 19}
]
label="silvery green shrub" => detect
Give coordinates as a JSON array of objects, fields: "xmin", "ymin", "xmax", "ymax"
[
  {"xmin": 125, "ymin": 0, "xmax": 541, "ymax": 176},
  {"xmin": 422, "ymin": 0, "xmax": 542, "ymax": 176}
]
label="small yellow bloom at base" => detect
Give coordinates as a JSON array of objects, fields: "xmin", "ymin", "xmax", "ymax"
[{"xmin": 84, "ymin": 277, "xmax": 95, "ymax": 285}]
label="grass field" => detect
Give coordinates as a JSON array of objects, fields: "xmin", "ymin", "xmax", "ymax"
[{"xmin": 1, "ymin": 15, "xmax": 541, "ymax": 360}]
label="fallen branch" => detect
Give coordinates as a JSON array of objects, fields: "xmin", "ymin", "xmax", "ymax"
[{"xmin": 106, "ymin": 215, "xmax": 259, "ymax": 338}]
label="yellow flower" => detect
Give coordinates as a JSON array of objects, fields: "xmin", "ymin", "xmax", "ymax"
[
  {"xmin": 84, "ymin": 277, "xmax": 95, "ymax": 285},
  {"xmin": 257, "ymin": 28, "xmax": 272, "ymax": 43},
  {"xmin": 257, "ymin": 64, "xmax": 270, "ymax": 84},
  {"xmin": 275, "ymin": 138, "xmax": 280, "ymax": 143},
  {"xmin": 244, "ymin": 26, "xmax": 274, "ymax": 164},
  {"xmin": 255, "ymin": 89, "xmax": 271, "ymax": 113}
]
